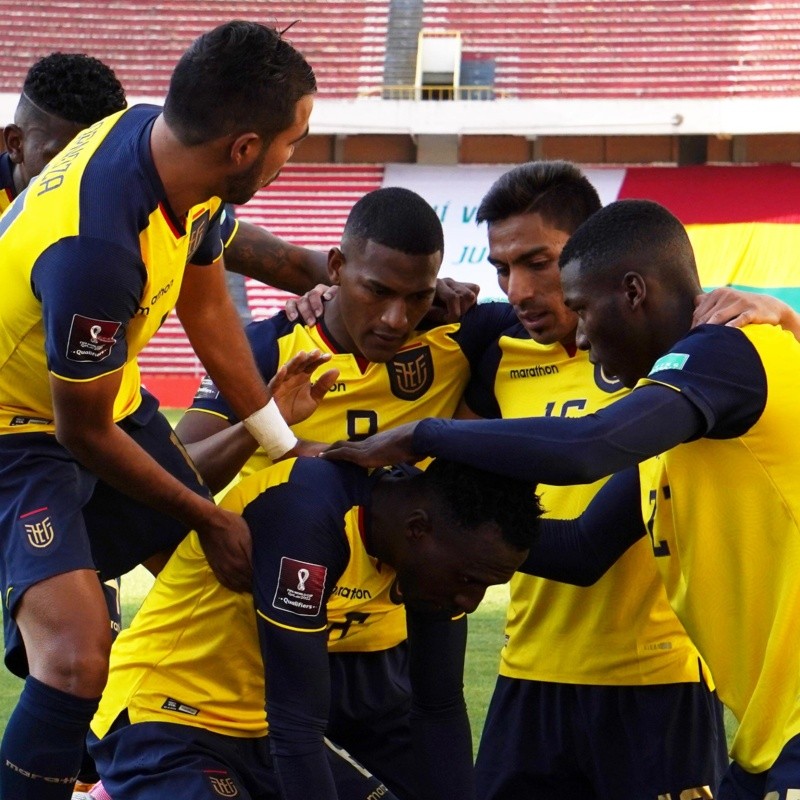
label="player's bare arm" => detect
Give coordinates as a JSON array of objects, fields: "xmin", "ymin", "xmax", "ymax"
[
  {"xmin": 323, "ymin": 420, "xmax": 422, "ymax": 467},
  {"xmin": 178, "ymin": 350, "xmax": 338, "ymax": 492},
  {"xmin": 225, "ymin": 219, "xmax": 329, "ymax": 295},
  {"xmin": 177, "ymin": 258, "xmax": 273, "ymax": 416},
  {"xmin": 693, "ymin": 286, "xmax": 800, "ymax": 340},
  {"xmin": 50, "ymin": 370, "xmax": 253, "ymax": 592}
]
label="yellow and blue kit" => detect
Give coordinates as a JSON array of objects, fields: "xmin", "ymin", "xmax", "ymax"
[
  {"xmin": 0, "ymin": 105, "xmax": 221, "ymax": 673},
  {"xmin": 415, "ymin": 323, "xmax": 800, "ymax": 787},
  {"xmin": 465, "ymin": 323, "xmax": 726, "ymax": 799},
  {"xmin": 187, "ymin": 301, "xmax": 515, "ymax": 476},
  {"xmin": 90, "ymin": 457, "xmax": 472, "ymax": 800}
]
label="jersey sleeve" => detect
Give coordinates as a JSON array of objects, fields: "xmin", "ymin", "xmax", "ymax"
[
  {"xmin": 519, "ymin": 467, "xmax": 646, "ymax": 585},
  {"xmin": 186, "ymin": 206, "xmax": 224, "ymax": 266},
  {"xmin": 187, "ymin": 317, "xmax": 282, "ymax": 421},
  {"xmin": 412, "ymin": 328, "xmax": 769, "ymax": 483},
  {"xmin": 31, "ymin": 236, "xmax": 146, "ymax": 380},
  {"xmin": 460, "ymin": 326, "xmax": 522, "ymax": 418},
  {"xmin": 219, "ymin": 203, "xmax": 239, "ymax": 250},
  {"xmin": 407, "ymin": 609, "xmax": 475, "ymax": 800},
  {"xmin": 450, "ymin": 301, "xmax": 517, "ymax": 370},
  {"xmin": 246, "ymin": 460, "xmax": 355, "ymax": 799},
  {"xmin": 638, "ymin": 324, "xmax": 767, "ymax": 439},
  {"xmin": 412, "ymin": 382, "xmax": 707, "ymax": 484}
]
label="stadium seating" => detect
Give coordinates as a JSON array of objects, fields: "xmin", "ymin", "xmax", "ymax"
[
  {"xmin": 0, "ymin": 0, "xmax": 391, "ymax": 99},
  {"xmin": 421, "ymin": 0, "xmax": 800, "ymax": 98}
]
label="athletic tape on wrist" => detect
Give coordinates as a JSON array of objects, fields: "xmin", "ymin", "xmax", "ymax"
[{"xmin": 243, "ymin": 399, "xmax": 298, "ymax": 460}]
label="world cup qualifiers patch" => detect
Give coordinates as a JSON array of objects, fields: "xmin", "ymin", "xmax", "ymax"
[
  {"xmin": 649, "ymin": 352, "xmax": 690, "ymax": 375},
  {"xmin": 273, "ymin": 557, "xmax": 327, "ymax": 617},
  {"xmin": 66, "ymin": 314, "xmax": 122, "ymax": 362}
]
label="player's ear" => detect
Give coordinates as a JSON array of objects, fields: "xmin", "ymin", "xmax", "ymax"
[
  {"xmin": 228, "ymin": 132, "xmax": 261, "ymax": 168},
  {"xmin": 622, "ymin": 271, "xmax": 647, "ymax": 310},
  {"xmin": 405, "ymin": 508, "xmax": 432, "ymax": 541},
  {"xmin": 328, "ymin": 247, "xmax": 345, "ymax": 285},
  {"xmin": 4, "ymin": 124, "xmax": 24, "ymax": 163}
]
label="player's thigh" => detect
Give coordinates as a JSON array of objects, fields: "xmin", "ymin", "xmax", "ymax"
[
  {"xmin": 83, "ymin": 409, "xmax": 211, "ymax": 579},
  {"xmin": 580, "ymin": 680, "xmax": 726, "ymax": 798},
  {"xmin": 0, "ymin": 434, "xmax": 99, "ymax": 677},
  {"xmin": 475, "ymin": 677, "xmax": 593, "ymax": 800},
  {"xmin": 89, "ymin": 721, "xmax": 270, "ymax": 800},
  {"xmin": 325, "ymin": 738, "xmax": 400, "ymax": 800}
]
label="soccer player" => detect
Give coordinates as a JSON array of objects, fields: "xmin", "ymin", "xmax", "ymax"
[
  {"xmin": 0, "ymin": 21, "xmax": 316, "ymax": 800},
  {"xmin": 176, "ymin": 186, "xmax": 514, "ymax": 493},
  {"xmin": 1, "ymin": 53, "xmax": 127, "ymax": 213},
  {"xmin": 325, "ymin": 198, "xmax": 800, "ymax": 799},
  {"xmin": 174, "ymin": 186, "xmax": 515, "ymax": 797},
  {"xmin": 87, "ymin": 456, "xmax": 541, "ymax": 800},
  {"xmin": 457, "ymin": 161, "xmax": 726, "ymax": 799}
]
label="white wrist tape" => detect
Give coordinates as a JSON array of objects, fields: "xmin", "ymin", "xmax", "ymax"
[{"xmin": 243, "ymin": 399, "xmax": 298, "ymax": 460}]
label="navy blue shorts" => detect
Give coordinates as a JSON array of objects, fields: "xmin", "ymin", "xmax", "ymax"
[
  {"xmin": 718, "ymin": 732, "xmax": 800, "ymax": 800},
  {"xmin": 0, "ymin": 410, "xmax": 208, "ymax": 676},
  {"xmin": 475, "ymin": 672, "xmax": 728, "ymax": 799},
  {"xmin": 87, "ymin": 714, "xmax": 397, "ymax": 800},
  {"xmin": 328, "ymin": 643, "xmax": 415, "ymax": 798}
]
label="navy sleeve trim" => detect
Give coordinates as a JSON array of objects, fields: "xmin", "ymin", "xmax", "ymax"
[
  {"xmin": 32, "ymin": 236, "xmax": 146, "ymax": 379},
  {"xmin": 642, "ymin": 325, "xmax": 767, "ymax": 440},
  {"xmin": 412, "ymin": 383, "xmax": 706, "ymax": 484},
  {"xmin": 519, "ymin": 468, "xmax": 646, "ymax": 585}
]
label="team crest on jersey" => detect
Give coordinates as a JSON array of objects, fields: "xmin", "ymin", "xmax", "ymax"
[
  {"xmin": 66, "ymin": 315, "xmax": 121, "ymax": 363},
  {"xmin": 273, "ymin": 557, "xmax": 327, "ymax": 617},
  {"xmin": 593, "ymin": 362, "xmax": 624, "ymax": 394},
  {"xmin": 19, "ymin": 507, "xmax": 55, "ymax": 553},
  {"xmin": 206, "ymin": 773, "xmax": 239, "ymax": 797},
  {"xmin": 387, "ymin": 345, "xmax": 434, "ymax": 401},
  {"xmin": 187, "ymin": 209, "xmax": 211, "ymax": 263}
]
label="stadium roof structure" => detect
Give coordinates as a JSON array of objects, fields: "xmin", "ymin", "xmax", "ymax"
[{"xmin": 1, "ymin": 0, "xmax": 799, "ymax": 135}]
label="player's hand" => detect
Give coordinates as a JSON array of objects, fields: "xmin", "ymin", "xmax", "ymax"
[
  {"xmin": 197, "ymin": 507, "xmax": 253, "ymax": 592},
  {"xmin": 424, "ymin": 278, "xmax": 480, "ymax": 325},
  {"xmin": 268, "ymin": 350, "xmax": 339, "ymax": 426},
  {"xmin": 284, "ymin": 437, "xmax": 330, "ymax": 458},
  {"xmin": 692, "ymin": 287, "xmax": 787, "ymax": 329},
  {"xmin": 322, "ymin": 421, "xmax": 421, "ymax": 467},
  {"xmin": 285, "ymin": 284, "xmax": 338, "ymax": 325}
]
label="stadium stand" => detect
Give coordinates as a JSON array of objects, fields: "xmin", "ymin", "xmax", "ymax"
[
  {"xmin": 421, "ymin": 0, "xmax": 800, "ymax": 99},
  {"xmin": 0, "ymin": 0, "xmax": 390, "ymax": 99}
]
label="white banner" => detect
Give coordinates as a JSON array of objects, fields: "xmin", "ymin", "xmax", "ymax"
[{"xmin": 383, "ymin": 164, "xmax": 626, "ymax": 300}]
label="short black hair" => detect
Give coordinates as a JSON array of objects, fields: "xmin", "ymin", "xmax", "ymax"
[
  {"xmin": 342, "ymin": 187, "xmax": 444, "ymax": 256},
  {"xmin": 420, "ymin": 458, "xmax": 542, "ymax": 551},
  {"xmin": 559, "ymin": 199, "xmax": 700, "ymax": 290},
  {"xmin": 21, "ymin": 52, "xmax": 126, "ymax": 125},
  {"xmin": 164, "ymin": 20, "xmax": 316, "ymax": 146},
  {"xmin": 477, "ymin": 160, "xmax": 602, "ymax": 234}
]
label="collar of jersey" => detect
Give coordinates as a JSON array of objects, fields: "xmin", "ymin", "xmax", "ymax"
[{"xmin": 317, "ymin": 318, "xmax": 370, "ymax": 374}]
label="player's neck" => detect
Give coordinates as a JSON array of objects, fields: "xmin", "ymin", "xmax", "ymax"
[{"xmin": 149, "ymin": 115, "xmax": 217, "ymax": 218}]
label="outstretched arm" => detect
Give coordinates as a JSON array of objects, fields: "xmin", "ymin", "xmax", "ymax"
[
  {"xmin": 324, "ymin": 384, "xmax": 705, "ymax": 482},
  {"xmin": 519, "ymin": 468, "xmax": 646, "ymax": 585}
]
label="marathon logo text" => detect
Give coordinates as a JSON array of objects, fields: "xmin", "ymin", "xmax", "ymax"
[
  {"xmin": 273, "ymin": 557, "xmax": 327, "ymax": 617},
  {"xmin": 509, "ymin": 364, "xmax": 559, "ymax": 379},
  {"xmin": 330, "ymin": 585, "xmax": 372, "ymax": 600}
]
